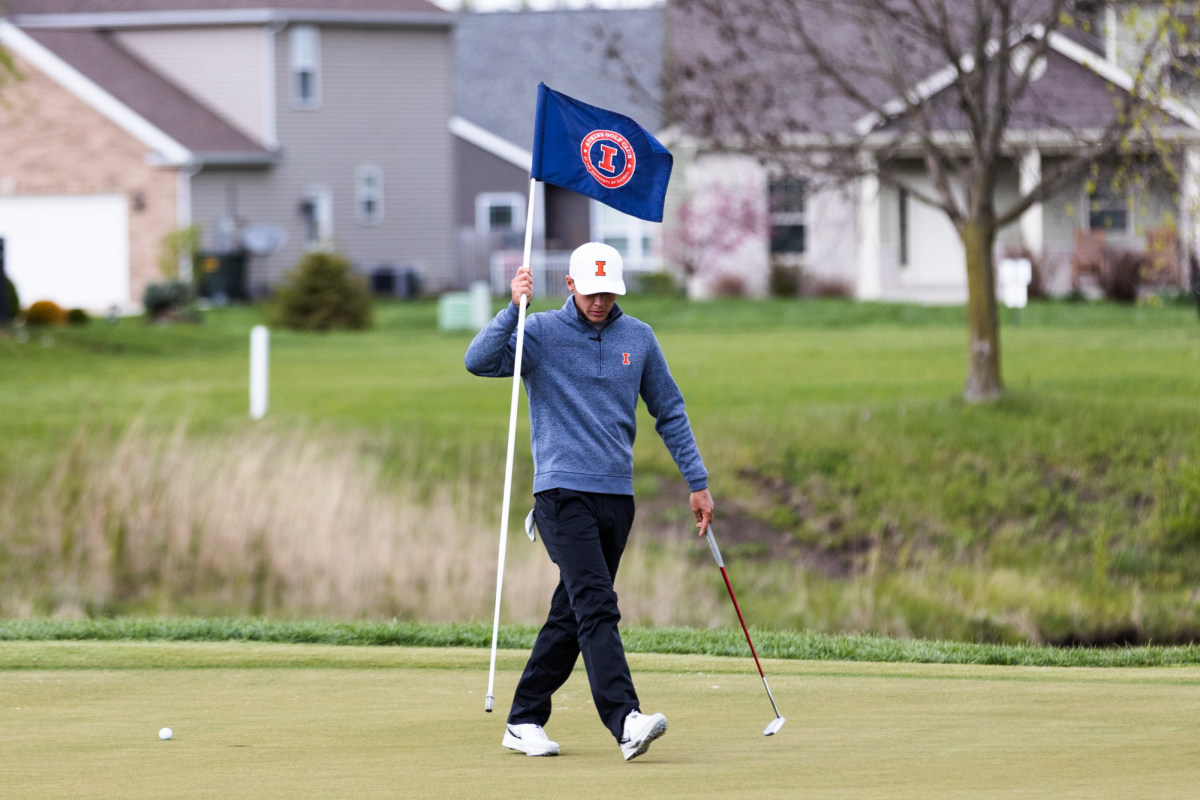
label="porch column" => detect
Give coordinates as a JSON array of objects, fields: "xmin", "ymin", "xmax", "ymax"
[
  {"xmin": 856, "ymin": 155, "xmax": 883, "ymax": 300},
  {"xmin": 1018, "ymin": 147, "xmax": 1043, "ymax": 259},
  {"xmin": 1180, "ymin": 145, "xmax": 1200, "ymax": 290}
]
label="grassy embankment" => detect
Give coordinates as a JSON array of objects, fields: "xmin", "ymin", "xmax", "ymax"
[{"xmin": 1, "ymin": 297, "xmax": 1199, "ymax": 643}]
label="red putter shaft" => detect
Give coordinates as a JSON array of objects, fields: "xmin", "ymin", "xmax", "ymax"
[
  {"xmin": 705, "ymin": 526, "xmax": 785, "ymax": 726},
  {"xmin": 718, "ymin": 565, "xmax": 766, "ymax": 679}
]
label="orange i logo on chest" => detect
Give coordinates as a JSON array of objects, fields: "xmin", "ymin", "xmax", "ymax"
[{"xmin": 622, "ymin": 353, "xmax": 631, "ymax": 365}]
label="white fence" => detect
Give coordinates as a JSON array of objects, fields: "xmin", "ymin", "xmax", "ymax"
[{"xmin": 489, "ymin": 250, "xmax": 663, "ymax": 298}]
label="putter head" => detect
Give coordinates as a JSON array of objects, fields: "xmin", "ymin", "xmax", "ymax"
[{"xmin": 763, "ymin": 716, "xmax": 785, "ymax": 736}]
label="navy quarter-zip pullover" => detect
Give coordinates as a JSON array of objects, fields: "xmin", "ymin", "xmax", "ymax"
[{"xmin": 465, "ymin": 296, "xmax": 708, "ymax": 496}]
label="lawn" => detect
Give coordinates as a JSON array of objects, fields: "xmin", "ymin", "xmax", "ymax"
[
  {"xmin": 2, "ymin": 641, "xmax": 1198, "ymax": 799},
  {"xmin": 1, "ymin": 297, "xmax": 1199, "ymax": 642}
]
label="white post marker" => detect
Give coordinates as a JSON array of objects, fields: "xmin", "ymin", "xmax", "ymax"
[
  {"xmin": 250, "ymin": 324, "xmax": 269, "ymax": 419},
  {"xmin": 485, "ymin": 177, "xmax": 537, "ymax": 713},
  {"xmin": 998, "ymin": 258, "xmax": 1032, "ymax": 327}
]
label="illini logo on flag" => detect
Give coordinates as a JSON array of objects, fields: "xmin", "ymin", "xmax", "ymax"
[
  {"xmin": 582, "ymin": 130, "xmax": 636, "ymax": 188},
  {"xmin": 532, "ymin": 83, "xmax": 672, "ymax": 223}
]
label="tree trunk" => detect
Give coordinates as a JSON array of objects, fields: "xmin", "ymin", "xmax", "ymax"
[{"xmin": 962, "ymin": 217, "xmax": 1004, "ymax": 402}]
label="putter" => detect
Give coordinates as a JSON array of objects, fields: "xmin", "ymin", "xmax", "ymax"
[{"xmin": 705, "ymin": 526, "xmax": 786, "ymax": 736}]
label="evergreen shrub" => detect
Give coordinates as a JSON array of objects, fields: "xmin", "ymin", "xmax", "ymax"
[
  {"xmin": 274, "ymin": 252, "xmax": 372, "ymax": 331},
  {"xmin": 4, "ymin": 277, "xmax": 18, "ymax": 320},
  {"xmin": 143, "ymin": 281, "xmax": 199, "ymax": 322},
  {"xmin": 638, "ymin": 271, "xmax": 680, "ymax": 296}
]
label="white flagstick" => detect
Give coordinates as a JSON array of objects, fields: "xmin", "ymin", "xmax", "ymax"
[{"xmin": 486, "ymin": 177, "xmax": 537, "ymax": 713}]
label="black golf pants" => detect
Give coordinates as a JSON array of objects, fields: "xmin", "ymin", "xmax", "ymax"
[{"xmin": 508, "ymin": 488, "xmax": 639, "ymax": 741}]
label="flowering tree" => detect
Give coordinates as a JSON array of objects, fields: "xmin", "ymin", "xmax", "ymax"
[{"xmin": 665, "ymin": 182, "xmax": 769, "ymax": 292}]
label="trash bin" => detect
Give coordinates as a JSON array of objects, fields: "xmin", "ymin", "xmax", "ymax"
[
  {"xmin": 370, "ymin": 265, "xmax": 422, "ymax": 299},
  {"xmin": 196, "ymin": 251, "xmax": 248, "ymax": 301}
]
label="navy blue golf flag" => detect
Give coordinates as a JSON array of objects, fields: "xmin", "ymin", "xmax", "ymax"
[{"xmin": 532, "ymin": 83, "xmax": 672, "ymax": 223}]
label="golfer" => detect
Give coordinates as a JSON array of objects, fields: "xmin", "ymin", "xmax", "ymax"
[{"xmin": 465, "ymin": 242, "xmax": 713, "ymax": 761}]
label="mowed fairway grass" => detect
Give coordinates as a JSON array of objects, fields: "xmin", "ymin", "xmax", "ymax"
[{"xmin": 2, "ymin": 642, "xmax": 1199, "ymax": 799}]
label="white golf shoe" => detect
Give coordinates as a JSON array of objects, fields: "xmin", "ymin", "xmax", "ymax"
[
  {"xmin": 619, "ymin": 710, "xmax": 668, "ymax": 761},
  {"xmin": 502, "ymin": 723, "xmax": 560, "ymax": 756}
]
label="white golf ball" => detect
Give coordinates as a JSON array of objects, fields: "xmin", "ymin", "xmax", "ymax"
[{"xmin": 159, "ymin": 727, "xmax": 173, "ymax": 740}]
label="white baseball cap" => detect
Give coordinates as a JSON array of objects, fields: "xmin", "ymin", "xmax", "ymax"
[{"xmin": 569, "ymin": 242, "xmax": 626, "ymax": 296}]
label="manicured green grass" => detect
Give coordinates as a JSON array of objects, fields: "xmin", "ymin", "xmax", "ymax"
[
  {"xmin": 2, "ymin": 641, "xmax": 1198, "ymax": 799},
  {"xmin": 3, "ymin": 298, "xmax": 1200, "ymax": 642},
  {"xmin": 2, "ymin": 618, "xmax": 1200, "ymax": 668}
]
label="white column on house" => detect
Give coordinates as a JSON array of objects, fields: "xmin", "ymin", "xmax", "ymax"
[
  {"xmin": 176, "ymin": 164, "xmax": 200, "ymax": 283},
  {"xmin": 533, "ymin": 180, "xmax": 546, "ymax": 253},
  {"xmin": 1104, "ymin": 3, "xmax": 1118, "ymax": 63},
  {"xmin": 1018, "ymin": 147, "xmax": 1043, "ymax": 258},
  {"xmin": 856, "ymin": 155, "xmax": 883, "ymax": 300},
  {"xmin": 261, "ymin": 23, "xmax": 283, "ymax": 150},
  {"xmin": 1180, "ymin": 144, "xmax": 1200, "ymax": 288}
]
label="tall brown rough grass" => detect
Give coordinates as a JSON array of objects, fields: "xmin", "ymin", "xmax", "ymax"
[{"xmin": 0, "ymin": 423, "xmax": 720, "ymax": 626}]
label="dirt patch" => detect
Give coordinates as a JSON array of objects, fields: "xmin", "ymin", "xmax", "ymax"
[
  {"xmin": 1047, "ymin": 626, "xmax": 1200, "ymax": 647},
  {"xmin": 634, "ymin": 477, "xmax": 881, "ymax": 578}
]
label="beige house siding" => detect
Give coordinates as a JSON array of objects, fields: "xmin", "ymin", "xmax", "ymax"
[
  {"xmin": 192, "ymin": 24, "xmax": 455, "ymax": 290},
  {"xmin": 115, "ymin": 26, "xmax": 268, "ymax": 146},
  {"xmin": 0, "ymin": 54, "xmax": 178, "ymax": 306}
]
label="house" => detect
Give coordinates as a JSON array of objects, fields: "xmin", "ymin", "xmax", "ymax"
[
  {"xmin": 0, "ymin": 0, "xmax": 455, "ymax": 312},
  {"xmin": 451, "ymin": 8, "xmax": 665, "ymax": 296},
  {"xmin": 665, "ymin": 3, "xmax": 1200, "ymax": 301}
]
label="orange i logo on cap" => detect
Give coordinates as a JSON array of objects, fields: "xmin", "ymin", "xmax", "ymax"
[{"xmin": 595, "ymin": 261, "xmax": 607, "ymax": 277}]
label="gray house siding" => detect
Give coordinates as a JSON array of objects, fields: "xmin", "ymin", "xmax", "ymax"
[
  {"xmin": 455, "ymin": 137, "xmax": 527, "ymax": 228},
  {"xmin": 193, "ymin": 23, "xmax": 455, "ymax": 292},
  {"xmin": 545, "ymin": 183, "xmax": 590, "ymax": 251},
  {"xmin": 452, "ymin": 8, "xmax": 663, "ymax": 281}
]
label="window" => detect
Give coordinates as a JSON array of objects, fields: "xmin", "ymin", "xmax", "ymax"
[
  {"xmin": 490, "ymin": 205, "xmax": 513, "ymax": 229},
  {"xmin": 475, "ymin": 192, "xmax": 525, "ymax": 234},
  {"xmin": 300, "ymin": 185, "xmax": 332, "ymax": 247},
  {"xmin": 290, "ymin": 26, "xmax": 321, "ymax": 109},
  {"xmin": 1169, "ymin": 23, "xmax": 1200, "ymax": 95},
  {"xmin": 1088, "ymin": 181, "xmax": 1127, "ymax": 233},
  {"xmin": 590, "ymin": 200, "xmax": 658, "ymax": 268},
  {"xmin": 768, "ymin": 178, "xmax": 806, "ymax": 255},
  {"xmin": 1070, "ymin": 0, "xmax": 1104, "ymax": 51},
  {"xmin": 355, "ymin": 166, "xmax": 384, "ymax": 225},
  {"xmin": 898, "ymin": 188, "xmax": 909, "ymax": 267},
  {"xmin": 1170, "ymin": 50, "xmax": 1200, "ymax": 94}
]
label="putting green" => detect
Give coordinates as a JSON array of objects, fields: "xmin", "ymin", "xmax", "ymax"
[{"xmin": 1, "ymin": 643, "xmax": 1198, "ymax": 799}]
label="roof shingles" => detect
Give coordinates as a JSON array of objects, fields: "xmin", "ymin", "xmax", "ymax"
[
  {"xmin": 26, "ymin": 27, "xmax": 269, "ymax": 157},
  {"xmin": 8, "ymin": 0, "xmax": 446, "ymax": 14},
  {"xmin": 454, "ymin": 9, "xmax": 662, "ymax": 150}
]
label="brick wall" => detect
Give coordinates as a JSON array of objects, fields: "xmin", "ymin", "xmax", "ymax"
[{"xmin": 0, "ymin": 55, "xmax": 178, "ymax": 307}]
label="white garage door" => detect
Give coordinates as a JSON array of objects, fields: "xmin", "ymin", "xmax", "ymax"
[{"xmin": 0, "ymin": 194, "xmax": 130, "ymax": 310}]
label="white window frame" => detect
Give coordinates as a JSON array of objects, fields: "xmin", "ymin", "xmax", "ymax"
[
  {"xmin": 589, "ymin": 200, "xmax": 659, "ymax": 268},
  {"xmin": 1085, "ymin": 181, "xmax": 1133, "ymax": 237},
  {"xmin": 289, "ymin": 25, "xmax": 321, "ymax": 110},
  {"xmin": 301, "ymin": 185, "xmax": 333, "ymax": 249},
  {"xmin": 355, "ymin": 165, "xmax": 384, "ymax": 226},
  {"xmin": 768, "ymin": 178, "xmax": 807, "ymax": 256},
  {"xmin": 475, "ymin": 192, "xmax": 525, "ymax": 234}
]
